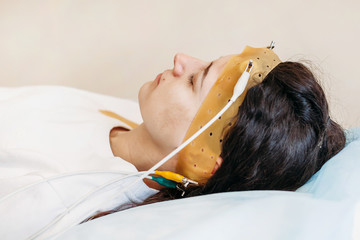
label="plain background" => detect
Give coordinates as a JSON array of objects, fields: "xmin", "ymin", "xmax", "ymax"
[{"xmin": 0, "ymin": 0, "xmax": 359, "ymax": 128}]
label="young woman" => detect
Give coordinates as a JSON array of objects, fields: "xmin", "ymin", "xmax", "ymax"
[
  {"xmin": 0, "ymin": 45, "xmax": 345, "ymax": 237},
  {"xmin": 93, "ymin": 45, "xmax": 346, "ymax": 218}
]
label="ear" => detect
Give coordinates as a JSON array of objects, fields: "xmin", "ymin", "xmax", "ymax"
[{"xmin": 211, "ymin": 156, "xmax": 223, "ymax": 175}]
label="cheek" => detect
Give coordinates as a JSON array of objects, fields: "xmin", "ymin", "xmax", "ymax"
[
  {"xmin": 159, "ymin": 98, "xmax": 194, "ymax": 129},
  {"xmin": 156, "ymin": 100, "xmax": 196, "ymax": 147},
  {"xmin": 140, "ymin": 85, "xmax": 199, "ymax": 147},
  {"xmin": 161, "ymin": 87, "xmax": 198, "ymax": 122}
]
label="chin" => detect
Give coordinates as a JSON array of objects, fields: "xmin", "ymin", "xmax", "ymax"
[
  {"xmin": 138, "ymin": 82, "xmax": 151, "ymax": 104},
  {"xmin": 138, "ymin": 81, "xmax": 153, "ymax": 124}
]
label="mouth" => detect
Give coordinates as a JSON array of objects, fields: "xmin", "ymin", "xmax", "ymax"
[{"xmin": 154, "ymin": 73, "xmax": 162, "ymax": 86}]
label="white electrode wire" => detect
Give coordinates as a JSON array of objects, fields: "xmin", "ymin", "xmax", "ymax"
[
  {"xmin": 0, "ymin": 170, "xmax": 145, "ymax": 204},
  {"xmin": 28, "ymin": 171, "xmax": 145, "ymax": 240}
]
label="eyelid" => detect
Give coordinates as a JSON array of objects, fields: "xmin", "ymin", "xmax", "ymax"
[
  {"xmin": 196, "ymin": 63, "xmax": 212, "ymax": 89},
  {"xmin": 188, "ymin": 74, "xmax": 196, "ymax": 90},
  {"xmin": 189, "ymin": 62, "xmax": 212, "ymax": 91}
]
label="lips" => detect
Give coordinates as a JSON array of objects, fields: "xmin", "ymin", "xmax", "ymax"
[{"xmin": 154, "ymin": 73, "xmax": 162, "ymax": 86}]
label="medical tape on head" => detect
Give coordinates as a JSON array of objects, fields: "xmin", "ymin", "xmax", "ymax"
[{"xmin": 177, "ymin": 46, "xmax": 282, "ymax": 183}]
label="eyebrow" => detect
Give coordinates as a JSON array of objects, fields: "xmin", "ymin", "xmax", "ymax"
[{"xmin": 200, "ymin": 61, "xmax": 213, "ymax": 88}]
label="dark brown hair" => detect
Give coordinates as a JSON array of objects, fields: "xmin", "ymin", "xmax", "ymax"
[{"xmin": 88, "ymin": 61, "xmax": 346, "ymax": 220}]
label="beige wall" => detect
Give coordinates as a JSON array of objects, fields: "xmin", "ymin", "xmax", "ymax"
[{"xmin": 0, "ymin": 0, "xmax": 359, "ymax": 128}]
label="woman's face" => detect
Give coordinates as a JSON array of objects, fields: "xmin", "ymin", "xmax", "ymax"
[{"xmin": 139, "ymin": 53, "xmax": 232, "ymax": 151}]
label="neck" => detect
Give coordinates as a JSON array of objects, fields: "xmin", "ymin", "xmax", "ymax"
[{"xmin": 110, "ymin": 123, "xmax": 178, "ymax": 172}]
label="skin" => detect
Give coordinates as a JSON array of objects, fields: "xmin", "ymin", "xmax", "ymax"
[{"xmin": 110, "ymin": 53, "xmax": 232, "ymax": 174}]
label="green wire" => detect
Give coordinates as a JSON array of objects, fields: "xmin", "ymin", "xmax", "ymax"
[{"xmin": 150, "ymin": 176, "xmax": 177, "ymax": 188}]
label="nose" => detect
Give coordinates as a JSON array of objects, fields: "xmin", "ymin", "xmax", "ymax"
[
  {"xmin": 173, "ymin": 53, "xmax": 187, "ymax": 77},
  {"xmin": 172, "ymin": 53, "xmax": 206, "ymax": 77}
]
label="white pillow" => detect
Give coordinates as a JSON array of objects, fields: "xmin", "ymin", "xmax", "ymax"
[
  {"xmin": 297, "ymin": 127, "xmax": 360, "ymax": 200},
  {"xmin": 54, "ymin": 128, "xmax": 360, "ymax": 240}
]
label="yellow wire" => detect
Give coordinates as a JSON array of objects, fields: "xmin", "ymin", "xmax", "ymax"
[{"xmin": 154, "ymin": 170, "xmax": 184, "ymax": 183}]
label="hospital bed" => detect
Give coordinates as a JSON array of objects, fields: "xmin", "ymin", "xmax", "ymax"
[{"xmin": 0, "ymin": 85, "xmax": 359, "ymax": 240}]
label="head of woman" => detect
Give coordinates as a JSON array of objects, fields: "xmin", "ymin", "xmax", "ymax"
[
  {"xmin": 138, "ymin": 45, "xmax": 346, "ymax": 200},
  {"xmin": 90, "ymin": 46, "xmax": 346, "ymax": 221},
  {"xmin": 138, "ymin": 53, "xmax": 232, "ymax": 153}
]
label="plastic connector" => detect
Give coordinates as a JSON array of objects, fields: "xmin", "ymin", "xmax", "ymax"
[{"xmin": 230, "ymin": 59, "xmax": 253, "ymax": 102}]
